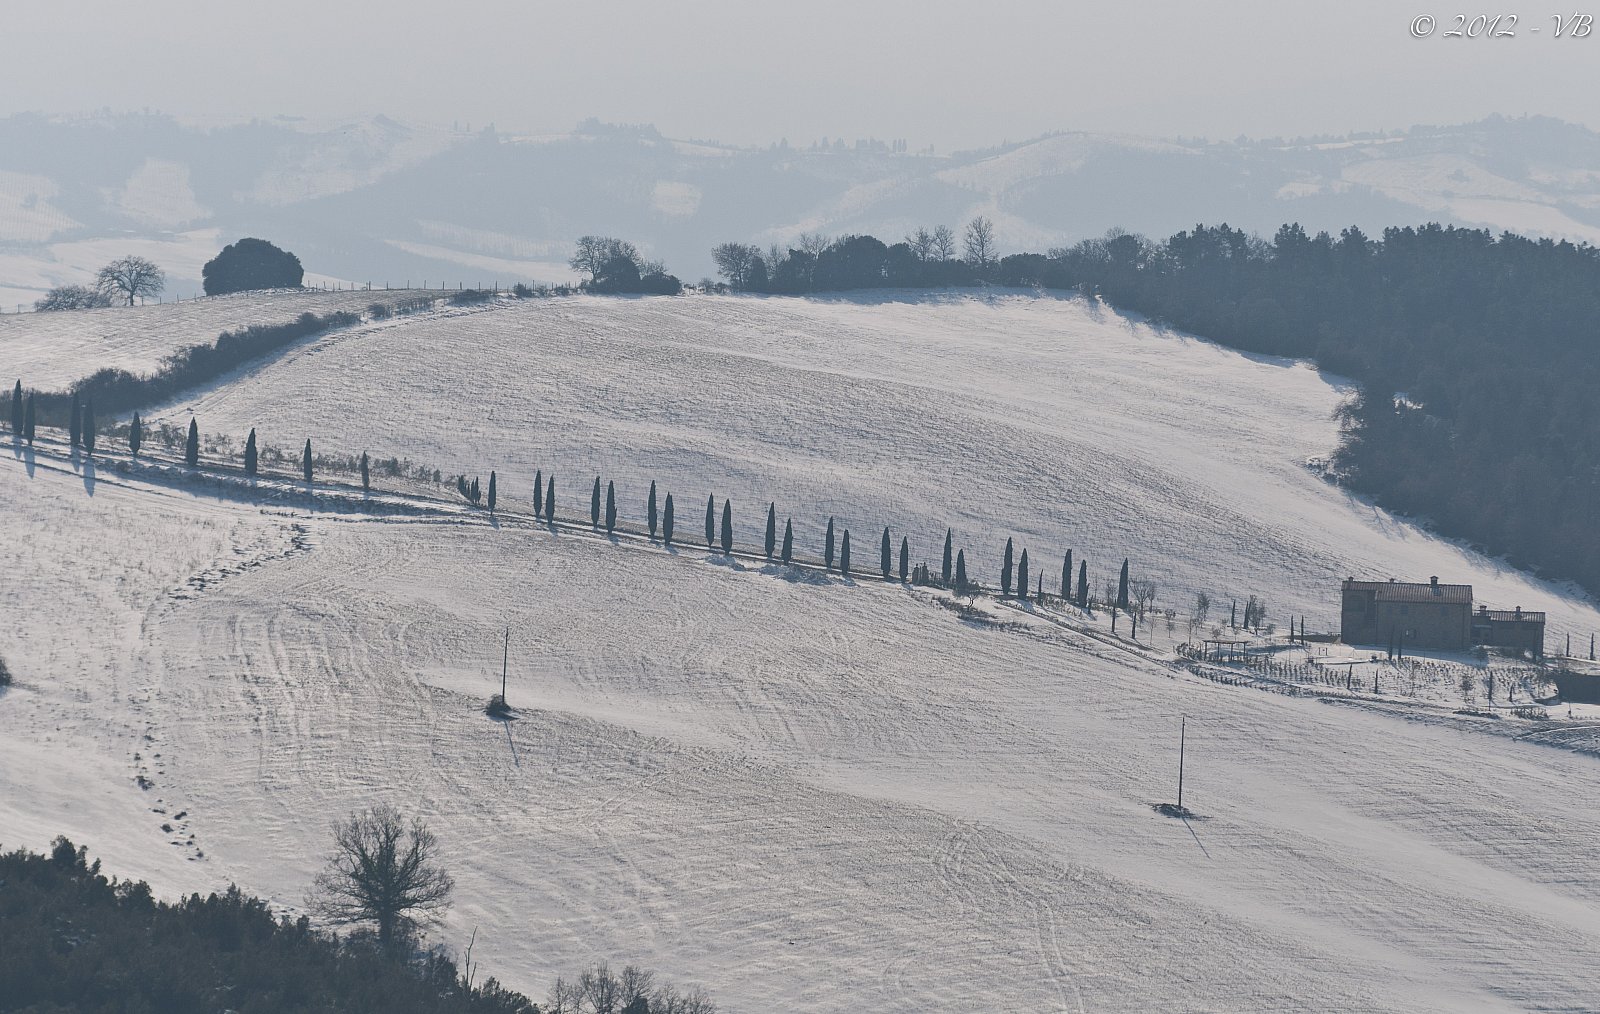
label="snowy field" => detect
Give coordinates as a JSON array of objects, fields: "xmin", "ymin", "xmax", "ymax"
[
  {"xmin": 1, "ymin": 288, "xmax": 425, "ymax": 393},
  {"xmin": 161, "ymin": 290, "xmax": 1600, "ymax": 646},
  {"xmin": 7, "ymin": 290, "xmax": 1600, "ymax": 1011}
]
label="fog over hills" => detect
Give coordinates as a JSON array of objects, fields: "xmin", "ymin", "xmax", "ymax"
[{"xmin": 3, "ymin": 111, "xmax": 1599, "ymax": 307}]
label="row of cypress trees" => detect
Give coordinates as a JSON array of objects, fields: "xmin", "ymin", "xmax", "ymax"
[{"xmin": 8, "ymin": 386, "xmax": 1145, "ymax": 625}]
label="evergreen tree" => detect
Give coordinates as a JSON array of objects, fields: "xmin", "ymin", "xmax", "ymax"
[
  {"xmin": 302, "ymin": 439, "xmax": 313, "ymax": 483},
  {"xmin": 591, "ymin": 477, "xmax": 602, "ymax": 528},
  {"xmin": 1077, "ymin": 561, "xmax": 1088, "ymax": 608},
  {"xmin": 605, "ymin": 480, "xmax": 617, "ymax": 532},
  {"xmin": 899, "ymin": 536, "xmax": 909, "ymax": 582},
  {"xmin": 705, "ymin": 495, "xmax": 716, "ymax": 548},
  {"xmin": 81, "ymin": 400, "xmax": 96, "ymax": 454},
  {"xmin": 488, "ymin": 471, "xmax": 498, "ymax": 512},
  {"xmin": 1001, "ymin": 538, "xmax": 1015, "ymax": 596},
  {"xmin": 1117, "ymin": 558, "xmax": 1131, "ymax": 611},
  {"xmin": 663, "ymin": 493, "xmax": 675, "ymax": 545},
  {"xmin": 840, "ymin": 530, "xmax": 852, "ymax": 576},
  {"xmin": 782, "ymin": 519, "xmax": 793, "ymax": 563},
  {"xmin": 68, "ymin": 391, "xmax": 81, "ymax": 448},
  {"xmin": 545, "ymin": 476, "xmax": 555, "ymax": 522},
  {"xmin": 647, "ymin": 481, "xmax": 658, "ymax": 538},
  {"xmin": 880, "ymin": 527, "xmax": 892, "ymax": 580},
  {"xmin": 360, "ymin": 451, "xmax": 369, "ymax": 491},
  {"xmin": 825, "ymin": 517, "xmax": 836, "ymax": 570},
  {"xmin": 9, "ymin": 379, "xmax": 20, "ymax": 434},
  {"xmin": 941, "ymin": 529, "xmax": 953, "ymax": 586},
  {"xmin": 185, "ymin": 418, "xmax": 199, "ymax": 467},
  {"xmin": 243, "ymin": 428, "xmax": 256, "ymax": 474},
  {"xmin": 23, "ymin": 394, "xmax": 35, "ymax": 445},
  {"xmin": 470, "ymin": 477, "xmax": 480, "ymax": 503},
  {"xmin": 129, "ymin": 413, "xmax": 143, "ymax": 459},
  {"xmin": 765, "ymin": 503, "xmax": 777, "ymax": 560},
  {"xmin": 533, "ymin": 470, "xmax": 544, "ymax": 516},
  {"xmin": 1062, "ymin": 551, "xmax": 1073, "ymax": 600},
  {"xmin": 955, "ymin": 549, "xmax": 968, "ymax": 591},
  {"xmin": 1017, "ymin": 549, "xmax": 1030, "ymax": 601},
  {"xmin": 720, "ymin": 500, "xmax": 733, "ymax": 554}
]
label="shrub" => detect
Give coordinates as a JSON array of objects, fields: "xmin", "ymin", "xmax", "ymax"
[
  {"xmin": 202, "ymin": 238, "xmax": 304, "ymax": 295},
  {"xmin": 0, "ymin": 656, "xmax": 11, "ymax": 687}
]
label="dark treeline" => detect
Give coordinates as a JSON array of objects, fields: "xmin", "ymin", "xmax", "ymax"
[
  {"xmin": 0, "ymin": 838, "xmax": 536, "ymax": 1014},
  {"xmin": 4, "ymin": 310, "xmax": 358, "ymax": 426},
  {"xmin": 713, "ymin": 222, "xmax": 1600, "ymax": 597}
]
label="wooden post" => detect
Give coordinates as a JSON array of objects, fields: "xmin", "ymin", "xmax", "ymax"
[{"xmin": 500, "ymin": 628, "xmax": 509, "ymax": 702}]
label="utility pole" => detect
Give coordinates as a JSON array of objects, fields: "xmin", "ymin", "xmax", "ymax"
[{"xmin": 1176, "ymin": 716, "xmax": 1187, "ymax": 812}]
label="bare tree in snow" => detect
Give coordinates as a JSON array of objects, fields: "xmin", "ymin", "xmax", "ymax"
[
  {"xmin": 963, "ymin": 216, "xmax": 997, "ymax": 267},
  {"xmin": 930, "ymin": 224, "xmax": 957, "ymax": 261},
  {"xmin": 95, "ymin": 256, "xmax": 165, "ymax": 305},
  {"xmin": 906, "ymin": 227, "xmax": 935, "ymax": 260},
  {"xmin": 308, "ymin": 805, "xmax": 453, "ymax": 953}
]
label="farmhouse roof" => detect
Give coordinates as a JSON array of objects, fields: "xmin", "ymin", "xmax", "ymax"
[{"xmin": 1342, "ymin": 577, "xmax": 1473, "ymax": 605}]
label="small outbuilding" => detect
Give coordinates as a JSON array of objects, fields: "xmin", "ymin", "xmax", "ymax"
[{"xmin": 1471, "ymin": 605, "xmax": 1546, "ymax": 658}]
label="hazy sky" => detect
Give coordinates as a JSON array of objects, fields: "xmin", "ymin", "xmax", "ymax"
[{"xmin": 8, "ymin": 0, "xmax": 1597, "ymax": 148}]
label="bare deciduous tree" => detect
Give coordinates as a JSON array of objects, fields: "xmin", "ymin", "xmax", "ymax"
[
  {"xmin": 569, "ymin": 236, "xmax": 641, "ymax": 282},
  {"xmin": 35, "ymin": 284, "xmax": 112, "ymax": 311},
  {"xmin": 796, "ymin": 232, "xmax": 830, "ymax": 257},
  {"xmin": 550, "ymin": 963, "xmax": 715, "ymax": 1014},
  {"xmin": 930, "ymin": 224, "xmax": 956, "ymax": 262},
  {"xmin": 710, "ymin": 242, "xmax": 764, "ymax": 290},
  {"xmin": 1132, "ymin": 580, "xmax": 1158, "ymax": 625},
  {"xmin": 963, "ymin": 216, "xmax": 996, "ymax": 267},
  {"xmin": 308, "ymin": 804, "xmax": 454, "ymax": 952},
  {"xmin": 95, "ymin": 256, "xmax": 165, "ymax": 306},
  {"xmin": 906, "ymin": 227, "xmax": 935, "ymax": 261}
]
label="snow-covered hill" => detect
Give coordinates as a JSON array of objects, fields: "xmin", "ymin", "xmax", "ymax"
[
  {"xmin": 1, "ymin": 289, "xmax": 421, "ymax": 392},
  {"xmin": 5, "ymin": 291, "xmax": 1600, "ymax": 1011}
]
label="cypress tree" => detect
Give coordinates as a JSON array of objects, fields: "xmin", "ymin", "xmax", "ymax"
[
  {"xmin": 647, "ymin": 481, "xmax": 658, "ymax": 538},
  {"xmin": 591, "ymin": 477, "xmax": 602, "ymax": 528},
  {"xmin": 1017, "ymin": 549, "xmax": 1030, "ymax": 601},
  {"xmin": 302, "ymin": 439, "xmax": 313, "ymax": 483},
  {"xmin": 1062, "ymin": 551, "xmax": 1073, "ymax": 601},
  {"xmin": 533, "ymin": 469, "xmax": 544, "ymax": 516},
  {"xmin": 825, "ymin": 517, "xmax": 836, "ymax": 570},
  {"xmin": 470, "ymin": 477, "xmax": 480, "ymax": 503},
  {"xmin": 1077, "ymin": 561, "xmax": 1088, "ymax": 608},
  {"xmin": 605, "ymin": 480, "xmax": 617, "ymax": 532},
  {"xmin": 129, "ymin": 413, "xmax": 143, "ymax": 459},
  {"xmin": 243, "ymin": 428, "xmax": 256, "ymax": 475},
  {"xmin": 1001, "ymin": 538, "xmax": 1015, "ymax": 596},
  {"xmin": 705, "ymin": 495, "xmax": 716, "ymax": 548},
  {"xmin": 955, "ymin": 549, "xmax": 968, "ymax": 591},
  {"xmin": 899, "ymin": 536, "xmax": 909, "ymax": 582},
  {"xmin": 880, "ymin": 527, "xmax": 892, "ymax": 580},
  {"xmin": 1117, "ymin": 559, "xmax": 1131, "ymax": 611},
  {"xmin": 545, "ymin": 476, "xmax": 555, "ymax": 522},
  {"xmin": 360, "ymin": 451, "xmax": 370, "ymax": 491},
  {"xmin": 185, "ymin": 418, "xmax": 199, "ymax": 467},
  {"xmin": 840, "ymin": 530, "xmax": 851, "ymax": 576},
  {"xmin": 81, "ymin": 400, "xmax": 96, "ymax": 454},
  {"xmin": 663, "ymin": 493, "xmax": 675, "ymax": 545},
  {"xmin": 941, "ymin": 529, "xmax": 953, "ymax": 586},
  {"xmin": 720, "ymin": 500, "xmax": 733, "ymax": 554},
  {"xmin": 23, "ymin": 394, "xmax": 35, "ymax": 445},
  {"xmin": 9, "ymin": 380, "xmax": 20, "ymax": 434},
  {"xmin": 68, "ymin": 391, "xmax": 81, "ymax": 448},
  {"xmin": 489, "ymin": 471, "xmax": 498, "ymax": 512},
  {"xmin": 781, "ymin": 519, "xmax": 793, "ymax": 563},
  {"xmin": 764, "ymin": 503, "xmax": 777, "ymax": 560}
]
